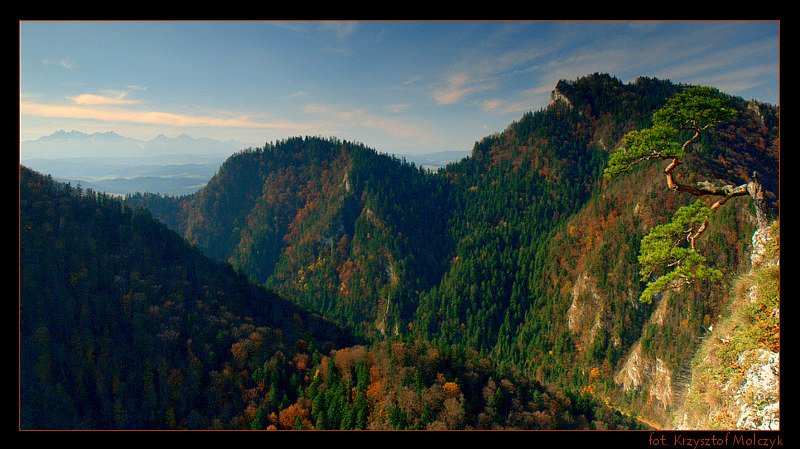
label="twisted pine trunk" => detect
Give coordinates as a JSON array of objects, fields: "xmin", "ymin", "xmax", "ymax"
[{"xmin": 664, "ymin": 158, "xmax": 771, "ymax": 239}]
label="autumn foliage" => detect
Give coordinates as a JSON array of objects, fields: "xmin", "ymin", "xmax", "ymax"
[{"xmin": 22, "ymin": 73, "xmax": 778, "ymax": 430}]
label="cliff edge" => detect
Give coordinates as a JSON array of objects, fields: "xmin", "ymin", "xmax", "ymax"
[{"xmin": 671, "ymin": 221, "xmax": 780, "ymax": 430}]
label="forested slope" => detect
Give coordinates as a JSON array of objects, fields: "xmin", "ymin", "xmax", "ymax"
[
  {"xmin": 21, "ymin": 165, "xmax": 645, "ymax": 430},
  {"xmin": 20, "ymin": 166, "xmax": 361, "ymax": 429},
  {"xmin": 128, "ymin": 136, "xmax": 459, "ymax": 339},
  {"xmin": 505, "ymin": 76, "xmax": 779, "ymax": 425},
  {"xmin": 124, "ymin": 73, "xmax": 779, "ymax": 427}
]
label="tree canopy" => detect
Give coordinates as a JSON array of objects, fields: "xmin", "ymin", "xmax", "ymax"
[
  {"xmin": 604, "ymin": 86, "xmax": 736, "ymax": 182},
  {"xmin": 604, "ymin": 86, "xmax": 767, "ymax": 303}
]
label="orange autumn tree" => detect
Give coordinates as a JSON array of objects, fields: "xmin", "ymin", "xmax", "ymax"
[{"xmin": 279, "ymin": 403, "xmax": 312, "ymax": 429}]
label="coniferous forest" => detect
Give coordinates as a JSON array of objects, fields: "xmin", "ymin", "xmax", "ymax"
[{"xmin": 20, "ymin": 74, "xmax": 779, "ymax": 430}]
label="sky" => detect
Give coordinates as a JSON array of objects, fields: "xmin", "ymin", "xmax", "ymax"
[{"xmin": 19, "ymin": 20, "xmax": 780, "ymax": 157}]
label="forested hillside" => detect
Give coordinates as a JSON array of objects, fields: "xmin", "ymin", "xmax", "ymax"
[
  {"xmin": 33, "ymin": 73, "xmax": 778, "ymax": 429},
  {"xmin": 128, "ymin": 137, "xmax": 456, "ymax": 339},
  {"xmin": 20, "ymin": 165, "xmax": 642, "ymax": 430},
  {"xmin": 127, "ymin": 74, "xmax": 779, "ymax": 428},
  {"xmin": 20, "ymin": 166, "xmax": 361, "ymax": 428}
]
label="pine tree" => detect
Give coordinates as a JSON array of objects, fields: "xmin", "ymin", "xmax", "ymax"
[{"xmin": 605, "ymin": 86, "xmax": 770, "ymax": 303}]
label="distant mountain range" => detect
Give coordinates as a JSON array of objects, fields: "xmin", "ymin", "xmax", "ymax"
[
  {"xmin": 19, "ymin": 130, "xmax": 470, "ymax": 196},
  {"xmin": 19, "ymin": 130, "xmax": 248, "ymax": 196},
  {"xmin": 20, "ymin": 130, "xmax": 470, "ymax": 168},
  {"xmin": 20, "ymin": 129, "xmax": 254, "ymax": 161}
]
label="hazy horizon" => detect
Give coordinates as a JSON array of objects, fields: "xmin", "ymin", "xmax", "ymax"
[{"xmin": 20, "ymin": 20, "xmax": 780, "ymax": 157}]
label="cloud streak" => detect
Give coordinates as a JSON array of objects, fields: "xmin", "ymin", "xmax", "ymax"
[
  {"xmin": 318, "ymin": 21, "xmax": 358, "ymax": 40},
  {"xmin": 432, "ymin": 72, "xmax": 495, "ymax": 105},
  {"xmin": 68, "ymin": 91, "xmax": 141, "ymax": 106},
  {"xmin": 42, "ymin": 58, "xmax": 76, "ymax": 70},
  {"xmin": 20, "ymin": 101, "xmax": 308, "ymax": 131},
  {"xmin": 302, "ymin": 102, "xmax": 431, "ymax": 140}
]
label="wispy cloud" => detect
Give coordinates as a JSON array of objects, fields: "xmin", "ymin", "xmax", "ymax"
[
  {"xmin": 318, "ymin": 21, "xmax": 358, "ymax": 40},
  {"xmin": 267, "ymin": 20, "xmax": 358, "ymax": 54},
  {"xmin": 68, "ymin": 90, "xmax": 141, "ymax": 106},
  {"xmin": 432, "ymin": 72, "xmax": 495, "ymax": 105},
  {"xmin": 42, "ymin": 58, "xmax": 76, "ymax": 70},
  {"xmin": 383, "ymin": 103, "xmax": 410, "ymax": 113},
  {"xmin": 427, "ymin": 34, "xmax": 551, "ymax": 107},
  {"xmin": 653, "ymin": 35, "xmax": 778, "ymax": 83},
  {"xmin": 480, "ymin": 99, "xmax": 502, "ymax": 112},
  {"xmin": 20, "ymin": 101, "xmax": 308, "ymax": 131},
  {"xmin": 695, "ymin": 64, "xmax": 778, "ymax": 98},
  {"xmin": 401, "ymin": 75, "xmax": 422, "ymax": 86},
  {"xmin": 302, "ymin": 102, "xmax": 431, "ymax": 140}
]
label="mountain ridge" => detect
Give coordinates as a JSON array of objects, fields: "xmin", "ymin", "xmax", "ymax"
[
  {"xmin": 129, "ymin": 73, "xmax": 778, "ymax": 347},
  {"xmin": 21, "ymin": 164, "xmax": 645, "ymax": 430},
  {"xmin": 21, "ymin": 129, "xmax": 254, "ymax": 160},
  {"xmin": 28, "ymin": 73, "xmax": 778, "ymax": 430}
]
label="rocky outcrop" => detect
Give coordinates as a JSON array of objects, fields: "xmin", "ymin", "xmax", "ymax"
[
  {"xmin": 549, "ymin": 88, "xmax": 573, "ymax": 109},
  {"xmin": 750, "ymin": 224, "xmax": 777, "ymax": 269},
  {"xmin": 730, "ymin": 348, "xmax": 780, "ymax": 430},
  {"xmin": 747, "ymin": 100, "xmax": 766, "ymax": 127},
  {"xmin": 614, "ymin": 291, "xmax": 675, "ymax": 414},
  {"xmin": 615, "ymin": 341, "xmax": 674, "ymax": 409},
  {"xmin": 567, "ymin": 273, "xmax": 601, "ymax": 337},
  {"xmin": 675, "ymin": 347, "xmax": 779, "ymax": 430}
]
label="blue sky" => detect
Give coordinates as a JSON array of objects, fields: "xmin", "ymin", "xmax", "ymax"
[{"xmin": 20, "ymin": 20, "xmax": 780, "ymax": 157}]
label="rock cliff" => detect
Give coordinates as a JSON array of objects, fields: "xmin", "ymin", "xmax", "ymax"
[{"xmin": 549, "ymin": 87, "xmax": 573, "ymax": 109}]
